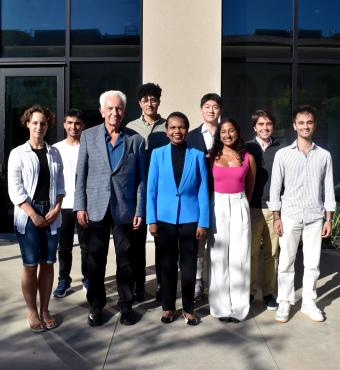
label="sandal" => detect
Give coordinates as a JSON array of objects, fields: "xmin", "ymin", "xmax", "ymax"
[
  {"xmin": 42, "ymin": 317, "xmax": 58, "ymax": 330},
  {"xmin": 161, "ymin": 310, "xmax": 177, "ymax": 324},
  {"xmin": 183, "ymin": 312, "xmax": 200, "ymax": 326},
  {"xmin": 27, "ymin": 319, "xmax": 46, "ymax": 333},
  {"xmin": 40, "ymin": 311, "xmax": 58, "ymax": 330}
]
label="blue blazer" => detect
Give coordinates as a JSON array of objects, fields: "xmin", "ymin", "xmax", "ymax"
[{"xmin": 147, "ymin": 143, "xmax": 209, "ymax": 228}]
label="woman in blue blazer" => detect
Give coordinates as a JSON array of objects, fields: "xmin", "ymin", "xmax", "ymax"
[{"xmin": 147, "ymin": 112, "xmax": 209, "ymax": 325}]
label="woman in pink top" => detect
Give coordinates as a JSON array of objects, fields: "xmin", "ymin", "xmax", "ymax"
[{"xmin": 208, "ymin": 118, "xmax": 256, "ymax": 322}]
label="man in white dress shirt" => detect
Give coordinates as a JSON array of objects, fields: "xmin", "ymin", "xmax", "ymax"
[
  {"xmin": 269, "ymin": 105, "xmax": 336, "ymax": 323},
  {"xmin": 186, "ymin": 93, "xmax": 222, "ymax": 301}
]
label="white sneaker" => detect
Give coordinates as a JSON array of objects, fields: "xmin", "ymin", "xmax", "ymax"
[
  {"xmin": 276, "ymin": 302, "xmax": 290, "ymax": 323},
  {"xmin": 301, "ymin": 304, "xmax": 324, "ymax": 322}
]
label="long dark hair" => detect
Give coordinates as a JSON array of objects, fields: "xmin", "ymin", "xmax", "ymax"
[{"xmin": 209, "ymin": 117, "xmax": 246, "ymax": 163}]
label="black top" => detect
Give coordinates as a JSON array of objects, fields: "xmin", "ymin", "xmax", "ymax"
[
  {"xmin": 171, "ymin": 142, "xmax": 187, "ymax": 188},
  {"xmin": 32, "ymin": 146, "xmax": 50, "ymax": 201},
  {"xmin": 246, "ymin": 137, "xmax": 282, "ymax": 208}
]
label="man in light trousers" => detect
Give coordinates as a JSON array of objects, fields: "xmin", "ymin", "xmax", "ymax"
[{"xmin": 269, "ymin": 105, "xmax": 336, "ymax": 323}]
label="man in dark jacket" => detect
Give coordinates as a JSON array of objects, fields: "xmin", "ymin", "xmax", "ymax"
[
  {"xmin": 246, "ymin": 109, "xmax": 282, "ymax": 310},
  {"xmin": 186, "ymin": 93, "xmax": 222, "ymax": 301}
]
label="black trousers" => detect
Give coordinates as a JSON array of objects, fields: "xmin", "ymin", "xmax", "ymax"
[
  {"xmin": 85, "ymin": 209, "xmax": 134, "ymax": 312},
  {"xmin": 130, "ymin": 223, "xmax": 146, "ymax": 292},
  {"xmin": 57, "ymin": 209, "xmax": 88, "ymax": 282},
  {"xmin": 158, "ymin": 221, "xmax": 198, "ymax": 313},
  {"xmin": 155, "ymin": 237, "xmax": 162, "ymax": 285}
]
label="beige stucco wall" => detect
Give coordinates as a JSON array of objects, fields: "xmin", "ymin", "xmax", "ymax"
[{"xmin": 142, "ymin": 0, "xmax": 221, "ymax": 129}]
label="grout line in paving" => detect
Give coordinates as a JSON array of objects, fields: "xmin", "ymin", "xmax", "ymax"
[{"xmin": 250, "ymin": 308, "xmax": 280, "ymax": 370}]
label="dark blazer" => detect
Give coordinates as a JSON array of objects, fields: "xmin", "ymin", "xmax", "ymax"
[
  {"xmin": 186, "ymin": 124, "xmax": 207, "ymax": 153},
  {"xmin": 74, "ymin": 123, "xmax": 146, "ymax": 224},
  {"xmin": 186, "ymin": 124, "xmax": 214, "ymax": 193}
]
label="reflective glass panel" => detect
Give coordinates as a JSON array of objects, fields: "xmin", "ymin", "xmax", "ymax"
[
  {"xmin": 5, "ymin": 76, "xmax": 58, "ymax": 156},
  {"xmin": 298, "ymin": 65, "xmax": 340, "ymax": 197},
  {"xmin": 221, "ymin": 62, "xmax": 291, "ymax": 141},
  {"xmin": 2, "ymin": 75, "xmax": 58, "ymax": 232},
  {"xmin": 298, "ymin": 0, "xmax": 340, "ymax": 59},
  {"xmin": 71, "ymin": 0, "xmax": 140, "ymax": 57},
  {"xmin": 1, "ymin": 0, "xmax": 65, "ymax": 57},
  {"xmin": 70, "ymin": 62, "xmax": 140, "ymax": 127},
  {"xmin": 222, "ymin": 0, "xmax": 293, "ymax": 58}
]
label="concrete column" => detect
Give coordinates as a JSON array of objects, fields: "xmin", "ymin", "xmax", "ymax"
[{"xmin": 142, "ymin": 0, "xmax": 221, "ymax": 128}]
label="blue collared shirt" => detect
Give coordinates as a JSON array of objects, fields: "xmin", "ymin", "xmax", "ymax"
[
  {"xmin": 104, "ymin": 126, "xmax": 125, "ymax": 220},
  {"xmin": 104, "ymin": 126, "xmax": 124, "ymax": 171}
]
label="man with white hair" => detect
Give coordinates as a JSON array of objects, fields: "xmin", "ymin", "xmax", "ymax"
[{"xmin": 74, "ymin": 90, "xmax": 146, "ymax": 326}]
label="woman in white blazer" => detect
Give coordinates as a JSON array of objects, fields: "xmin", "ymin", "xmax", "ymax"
[{"xmin": 8, "ymin": 105, "xmax": 65, "ymax": 332}]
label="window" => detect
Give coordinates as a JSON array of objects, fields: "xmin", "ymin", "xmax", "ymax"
[
  {"xmin": 222, "ymin": 0, "xmax": 340, "ymax": 198},
  {"xmin": 222, "ymin": 62, "xmax": 291, "ymax": 140},
  {"xmin": 298, "ymin": 0, "xmax": 340, "ymax": 58},
  {"xmin": 222, "ymin": 0, "xmax": 293, "ymax": 58},
  {"xmin": 1, "ymin": 0, "xmax": 65, "ymax": 57},
  {"xmin": 70, "ymin": 62, "xmax": 140, "ymax": 127},
  {"xmin": 71, "ymin": 0, "xmax": 140, "ymax": 57}
]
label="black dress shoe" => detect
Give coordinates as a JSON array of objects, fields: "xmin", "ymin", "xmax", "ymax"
[
  {"xmin": 88, "ymin": 308, "xmax": 103, "ymax": 327},
  {"xmin": 120, "ymin": 310, "xmax": 137, "ymax": 325}
]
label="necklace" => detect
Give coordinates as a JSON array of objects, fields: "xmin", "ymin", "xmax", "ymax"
[{"xmin": 220, "ymin": 150, "xmax": 239, "ymax": 166}]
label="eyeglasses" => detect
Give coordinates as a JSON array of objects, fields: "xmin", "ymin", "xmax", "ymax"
[{"xmin": 140, "ymin": 97, "xmax": 159, "ymax": 104}]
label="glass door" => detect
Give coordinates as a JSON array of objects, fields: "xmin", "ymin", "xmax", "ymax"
[{"xmin": 0, "ymin": 67, "xmax": 64, "ymax": 232}]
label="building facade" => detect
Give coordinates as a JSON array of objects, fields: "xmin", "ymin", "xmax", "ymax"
[{"xmin": 0, "ymin": 0, "xmax": 339, "ymax": 230}]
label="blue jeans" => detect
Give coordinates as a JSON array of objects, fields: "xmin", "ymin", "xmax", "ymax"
[{"xmin": 16, "ymin": 201, "xmax": 60, "ymax": 266}]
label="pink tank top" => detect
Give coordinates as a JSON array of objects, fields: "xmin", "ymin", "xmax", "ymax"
[{"xmin": 212, "ymin": 152, "xmax": 249, "ymax": 194}]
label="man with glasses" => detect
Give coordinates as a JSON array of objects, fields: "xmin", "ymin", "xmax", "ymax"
[{"xmin": 126, "ymin": 83, "xmax": 169, "ymax": 301}]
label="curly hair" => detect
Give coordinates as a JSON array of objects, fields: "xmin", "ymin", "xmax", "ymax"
[
  {"xmin": 209, "ymin": 117, "xmax": 246, "ymax": 163},
  {"xmin": 20, "ymin": 105, "xmax": 55, "ymax": 128},
  {"xmin": 137, "ymin": 83, "xmax": 162, "ymax": 101}
]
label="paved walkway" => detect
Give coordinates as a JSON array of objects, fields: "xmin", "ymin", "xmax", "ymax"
[{"xmin": 1, "ymin": 235, "xmax": 340, "ymax": 370}]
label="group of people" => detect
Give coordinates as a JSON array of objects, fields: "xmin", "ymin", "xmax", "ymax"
[{"xmin": 7, "ymin": 82, "xmax": 336, "ymax": 333}]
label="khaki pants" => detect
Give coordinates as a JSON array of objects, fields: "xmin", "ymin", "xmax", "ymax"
[{"xmin": 250, "ymin": 208, "xmax": 279, "ymax": 297}]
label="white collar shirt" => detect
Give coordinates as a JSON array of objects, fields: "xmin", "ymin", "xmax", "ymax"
[
  {"xmin": 269, "ymin": 140, "xmax": 336, "ymax": 222},
  {"xmin": 201, "ymin": 123, "xmax": 215, "ymax": 151}
]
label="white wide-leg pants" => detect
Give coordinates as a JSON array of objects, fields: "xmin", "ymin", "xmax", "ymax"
[
  {"xmin": 209, "ymin": 192, "xmax": 251, "ymax": 321},
  {"xmin": 277, "ymin": 215, "xmax": 323, "ymax": 305}
]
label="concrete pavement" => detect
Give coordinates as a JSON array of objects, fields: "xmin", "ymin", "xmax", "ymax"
[{"xmin": 1, "ymin": 235, "xmax": 340, "ymax": 370}]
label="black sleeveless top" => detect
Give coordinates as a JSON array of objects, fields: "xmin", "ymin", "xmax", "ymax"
[{"xmin": 32, "ymin": 146, "xmax": 50, "ymax": 201}]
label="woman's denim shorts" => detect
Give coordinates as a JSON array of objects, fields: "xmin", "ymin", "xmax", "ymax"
[{"xmin": 15, "ymin": 201, "xmax": 60, "ymax": 266}]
